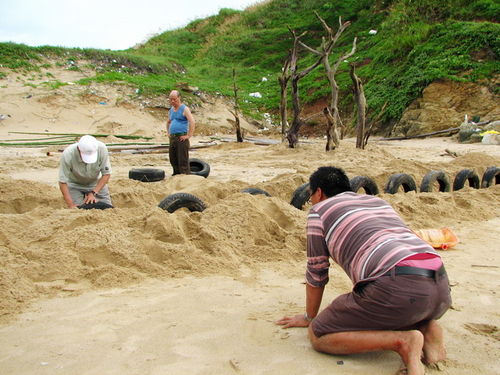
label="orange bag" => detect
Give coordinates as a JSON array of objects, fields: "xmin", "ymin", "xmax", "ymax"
[{"xmin": 413, "ymin": 227, "xmax": 459, "ymax": 250}]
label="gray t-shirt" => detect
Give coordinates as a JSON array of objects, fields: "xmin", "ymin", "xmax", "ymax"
[{"xmin": 58, "ymin": 141, "xmax": 112, "ymax": 189}]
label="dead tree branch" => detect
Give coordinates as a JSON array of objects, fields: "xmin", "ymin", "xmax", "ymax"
[
  {"xmin": 311, "ymin": 13, "xmax": 356, "ymax": 151},
  {"xmin": 285, "ymin": 28, "xmax": 324, "ymax": 148}
]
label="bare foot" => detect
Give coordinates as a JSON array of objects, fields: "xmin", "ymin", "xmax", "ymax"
[
  {"xmin": 397, "ymin": 330, "xmax": 425, "ymax": 375},
  {"xmin": 420, "ymin": 320, "xmax": 447, "ymax": 365}
]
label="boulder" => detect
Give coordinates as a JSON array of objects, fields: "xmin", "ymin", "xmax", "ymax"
[{"xmin": 393, "ymin": 79, "xmax": 500, "ymax": 136}]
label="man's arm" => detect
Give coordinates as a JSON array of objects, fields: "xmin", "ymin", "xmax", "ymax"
[
  {"xmin": 166, "ymin": 117, "xmax": 171, "ymax": 136},
  {"xmin": 83, "ymin": 174, "xmax": 110, "ymax": 204},
  {"xmin": 276, "ymin": 283, "xmax": 325, "ymax": 328},
  {"xmin": 59, "ymin": 182, "xmax": 78, "ymax": 209},
  {"xmin": 180, "ymin": 106, "xmax": 195, "ymax": 141}
]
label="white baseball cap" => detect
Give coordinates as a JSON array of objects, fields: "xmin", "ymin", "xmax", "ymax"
[{"xmin": 78, "ymin": 135, "xmax": 98, "ymax": 163}]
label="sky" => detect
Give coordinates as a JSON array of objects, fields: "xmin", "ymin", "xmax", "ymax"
[{"xmin": 0, "ymin": 0, "xmax": 260, "ymax": 50}]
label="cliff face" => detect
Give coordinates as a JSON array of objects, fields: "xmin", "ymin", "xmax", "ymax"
[{"xmin": 391, "ymin": 78, "xmax": 500, "ymax": 136}]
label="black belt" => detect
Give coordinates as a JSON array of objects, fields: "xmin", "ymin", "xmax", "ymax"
[
  {"xmin": 382, "ymin": 265, "xmax": 446, "ymax": 279},
  {"xmin": 171, "ymin": 132, "xmax": 187, "ymax": 136}
]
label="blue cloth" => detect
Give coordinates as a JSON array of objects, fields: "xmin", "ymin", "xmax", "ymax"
[{"xmin": 169, "ymin": 104, "xmax": 188, "ymax": 134}]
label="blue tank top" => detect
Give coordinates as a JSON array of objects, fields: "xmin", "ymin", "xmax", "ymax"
[{"xmin": 169, "ymin": 104, "xmax": 188, "ymax": 134}]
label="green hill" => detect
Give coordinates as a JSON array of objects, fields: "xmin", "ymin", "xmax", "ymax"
[{"xmin": 1, "ymin": 0, "xmax": 498, "ymax": 134}]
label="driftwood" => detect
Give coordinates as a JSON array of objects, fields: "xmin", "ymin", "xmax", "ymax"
[
  {"xmin": 380, "ymin": 120, "xmax": 492, "ymax": 141},
  {"xmin": 379, "ymin": 127, "xmax": 461, "ymax": 141}
]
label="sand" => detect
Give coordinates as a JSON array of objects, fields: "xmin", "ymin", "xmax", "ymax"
[{"xmin": 0, "ymin": 65, "xmax": 499, "ymax": 374}]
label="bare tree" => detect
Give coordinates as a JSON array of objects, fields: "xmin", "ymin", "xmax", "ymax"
[
  {"xmin": 229, "ymin": 68, "xmax": 243, "ymax": 142},
  {"xmin": 278, "ymin": 50, "xmax": 292, "ymax": 138},
  {"xmin": 285, "ymin": 28, "xmax": 323, "ymax": 148},
  {"xmin": 350, "ymin": 63, "xmax": 366, "ymax": 149},
  {"xmin": 300, "ymin": 14, "xmax": 356, "ymax": 151}
]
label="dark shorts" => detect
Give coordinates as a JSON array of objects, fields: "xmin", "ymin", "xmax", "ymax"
[{"xmin": 311, "ymin": 271, "xmax": 452, "ymax": 337}]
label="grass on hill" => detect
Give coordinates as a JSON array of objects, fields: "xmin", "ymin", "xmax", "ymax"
[{"xmin": 1, "ymin": 0, "xmax": 498, "ymax": 132}]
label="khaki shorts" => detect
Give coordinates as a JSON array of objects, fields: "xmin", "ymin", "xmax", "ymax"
[{"xmin": 311, "ymin": 271, "xmax": 452, "ymax": 337}]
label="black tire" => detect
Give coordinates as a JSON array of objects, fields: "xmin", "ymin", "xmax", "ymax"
[
  {"xmin": 189, "ymin": 158, "xmax": 210, "ymax": 178},
  {"xmin": 453, "ymin": 169, "xmax": 480, "ymax": 191},
  {"xmin": 241, "ymin": 187, "xmax": 271, "ymax": 197},
  {"xmin": 384, "ymin": 173, "xmax": 417, "ymax": 194},
  {"xmin": 420, "ymin": 170, "xmax": 451, "ymax": 193},
  {"xmin": 158, "ymin": 192, "xmax": 206, "ymax": 213},
  {"xmin": 290, "ymin": 182, "xmax": 310, "ymax": 210},
  {"xmin": 481, "ymin": 166, "xmax": 500, "ymax": 188},
  {"xmin": 350, "ymin": 176, "xmax": 379, "ymax": 195},
  {"xmin": 129, "ymin": 168, "xmax": 165, "ymax": 182},
  {"xmin": 78, "ymin": 202, "xmax": 114, "ymax": 210}
]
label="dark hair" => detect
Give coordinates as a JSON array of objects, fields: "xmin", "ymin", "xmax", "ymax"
[{"xmin": 309, "ymin": 166, "xmax": 352, "ymax": 197}]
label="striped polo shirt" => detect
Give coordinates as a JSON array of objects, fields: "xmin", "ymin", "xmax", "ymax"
[{"xmin": 306, "ymin": 192, "xmax": 439, "ymax": 288}]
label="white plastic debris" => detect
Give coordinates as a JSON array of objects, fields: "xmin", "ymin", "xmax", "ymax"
[
  {"xmin": 368, "ymin": 30, "xmax": 378, "ymax": 35},
  {"xmin": 249, "ymin": 92, "xmax": 262, "ymax": 98}
]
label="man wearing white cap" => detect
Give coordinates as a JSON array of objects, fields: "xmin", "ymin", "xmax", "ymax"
[{"xmin": 58, "ymin": 135, "xmax": 112, "ymax": 208}]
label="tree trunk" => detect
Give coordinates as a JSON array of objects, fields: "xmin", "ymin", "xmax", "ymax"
[
  {"xmin": 279, "ymin": 51, "xmax": 292, "ymax": 138},
  {"xmin": 350, "ymin": 64, "xmax": 366, "ymax": 149},
  {"xmin": 286, "ymin": 76, "xmax": 304, "ymax": 148},
  {"xmin": 284, "ymin": 29, "xmax": 322, "ymax": 148},
  {"xmin": 231, "ymin": 68, "xmax": 243, "ymax": 142},
  {"xmin": 323, "ymin": 107, "xmax": 340, "ymax": 151}
]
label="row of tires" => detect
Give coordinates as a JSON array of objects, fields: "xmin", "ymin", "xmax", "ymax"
[
  {"xmin": 156, "ymin": 166, "xmax": 499, "ymax": 214},
  {"xmin": 289, "ymin": 166, "xmax": 499, "ymax": 210},
  {"xmin": 128, "ymin": 158, "xmax": 211, "ymax": 182}
]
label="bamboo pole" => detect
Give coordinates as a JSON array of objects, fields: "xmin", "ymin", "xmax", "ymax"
[{"xmin": 8, "ymin": 131, "xmax": 153, "ymax": 140}]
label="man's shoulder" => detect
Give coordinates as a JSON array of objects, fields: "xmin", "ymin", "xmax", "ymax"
[{"xmin": 61, "ymin": 143, "xmax": 78, "ymax": 158}]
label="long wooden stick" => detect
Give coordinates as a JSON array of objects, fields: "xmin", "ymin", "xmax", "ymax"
[{"xmin": 379, "ymin": 127, "xmax": 461, "ymax": 141}]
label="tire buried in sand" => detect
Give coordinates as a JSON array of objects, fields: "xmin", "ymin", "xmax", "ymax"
[
  {"xmin": 290, "ymin": 182, "xmax": 310, "ymax": 210},
  {"xmin": 241, "ymin": 187, "xmax": 271, "ymax": 197},
  {"xmin": 350, "ymin": 176, "xmax": 379, "ymax": 195},
  {"xmin": 384, "ymin": 173, "xmax": 417, "ymax": 194},
  {"xmin": 189, "ymin": 158, "xmax": 210, "ymax": 178},
  {"xmin": 78, "ymin": 202, "xmax": 114, "ymax": 210},
  {"xmin": 420, "ymin": 170, "xmax": 451, "ymax": 193},
  {"xmin": 481, "ymin": 166, "xmax": 500, "ymax": 188},
  {"xmin": 158, "ymin": 192, "xmax": 206, "ymax": 213},
  {"xmin": 453, "ymin": 169, "xmax": 480, "ymax": 191},
  {"xmin": 129, "ymin": 168, "xmax": 165, "ymax": 182}
]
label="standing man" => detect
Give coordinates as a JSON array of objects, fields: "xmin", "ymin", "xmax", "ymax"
[
  {"xmin": 59, "ymin": 135, "xmax": 112, "ymax": 208},
  {"xmin": 277, "ymin": 166, "xmax": 451, "ymax": 375},
  {"xmin": 167, "ymin": 90, "xmax": 196, "ymax": 175}
]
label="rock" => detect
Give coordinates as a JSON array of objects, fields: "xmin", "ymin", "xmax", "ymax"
[
  {"xmin": 458, "ymin": 122, "xmax": 477, "ymax": 143},
  {"xmin": 484, "ymin": 120, "xmax": 500, "ymax": 132},
  {"xmin": 394, "ymin": 79, "xmax": 500, "ymax": 136},
  {"xmin": 482, "ymin": 133, "xmax": 500, "ymax": 145}
]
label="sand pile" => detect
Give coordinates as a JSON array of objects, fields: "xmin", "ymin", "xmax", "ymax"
[
  {"xmin": 0, "ymin": 140, "xmax": 499, "ymax": 319},
  {"xmin": 0, "ymin": 172, "xmax": 309, "ymax": 317}
]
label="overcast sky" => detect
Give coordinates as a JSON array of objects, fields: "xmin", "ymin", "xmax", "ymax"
[{"xmin": 0, "ymin": 0, "xmax": 260, "ymax": 50}]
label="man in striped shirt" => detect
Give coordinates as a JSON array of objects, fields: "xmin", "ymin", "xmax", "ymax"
[{"xmin": 277, "ymin": 166, "xmax": 451, "ymax": 375}]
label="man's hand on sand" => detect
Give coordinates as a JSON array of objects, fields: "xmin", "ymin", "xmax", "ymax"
[
  {"xmin": 83, "ymin": 193, "xmax": 97, "ymax": 204},
  {"xmin": 276, "ymin": 314, "xmax": 310, "ymax": 328}
]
